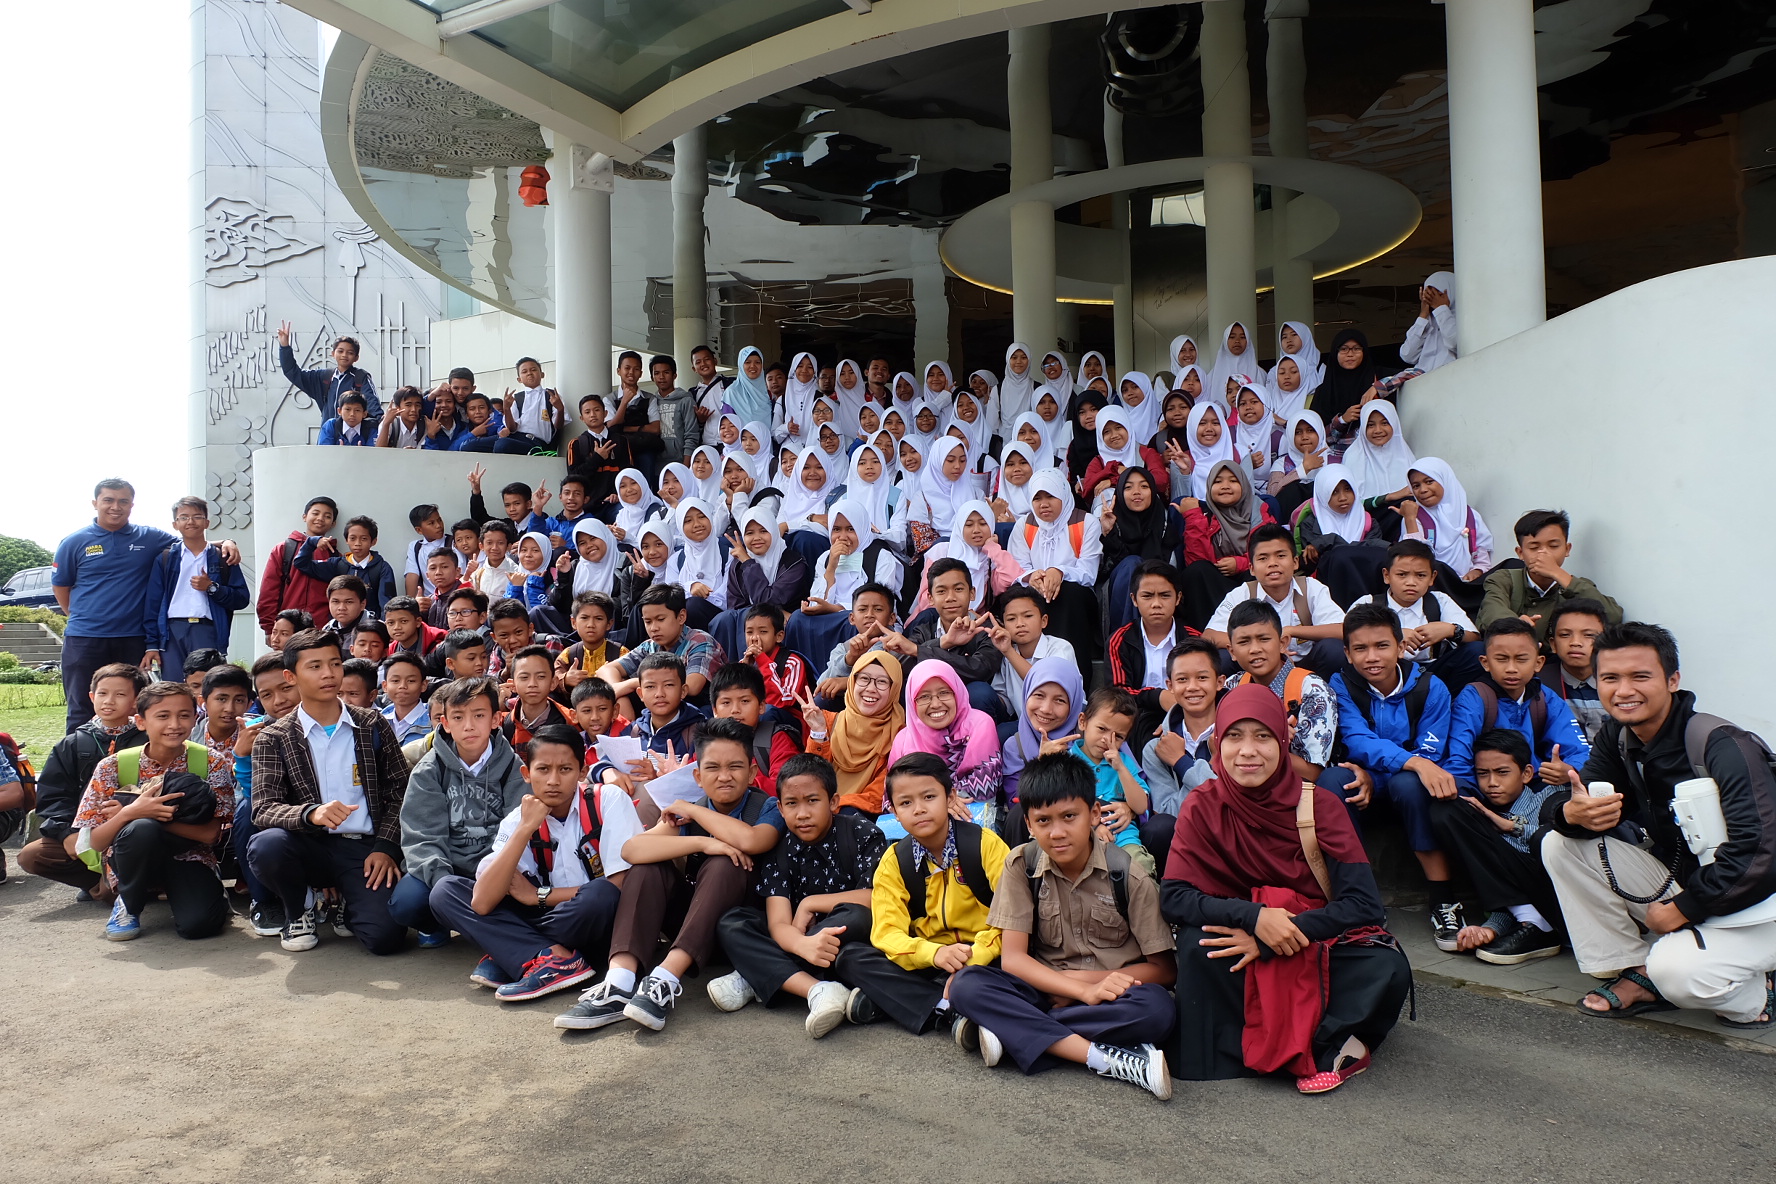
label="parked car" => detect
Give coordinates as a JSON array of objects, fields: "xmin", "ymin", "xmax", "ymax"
[{"xmin": 0, "ymin": 565, "xmax": 59, "ymax": 610}]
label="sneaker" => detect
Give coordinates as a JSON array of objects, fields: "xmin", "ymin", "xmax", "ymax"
[
  {"xmin": 1092, "ymin": 1043, "xmax": 1172, "ymax": 1100},
  {"xmin": 249, "ymin": 898, "xmax": 286, "ymax": 938},
  {"xmin": 553, "ymin": 979, "xmax": 635, "ymax": 1030},
  {"xmin": 76, "ymin": 889, "xmax": 94, "ymax": 903},
  {"xmin": 469, "ymin": 955, "xmax": 513, "ymax": 989},
  {"xmin": 416, "ymin": 930, "xmax": 451, "ymax": 949},
  {"xmin": 104, "ymin": 897, "xmax": 141, "ymax": 942},
  {"xmin": 1475, "ymin": 922, "xmax": 1563, "ymax": 966},
  {"xmin": 496, "ymin": 952, "xmax": 597, "ymax": 1002},
  {"xmin": 706, "ymin": 970, "xmax": 758, "ymax": 1013},
  {"xmin": 977, "ymin": 1025, "xmax": 1004, "ymax": 1068},
  {"xmin": 1431, "ymin": 901, "xmax": 1466, "ymax": 953},
  {"xmin": 326, "ymin": 902, "xmax": 353, "ymax": 938},
  {"xmin": 952, "ymin": 1014, "xmax": 980, "ymax": 1052},
  {"xmin": 280, "ymin": 907, "xmax": 320, "ymax": 952},
  {"xmin": 622, "ymin": 972, "xmax": 684, "ymax": 1031},
  {"xmin": 844, "ymin": 987, "xmax": 878, "ymax": 1026},
  {"xmin": 804, "ymin": 980, "xmax": 850, "ymax": 1039}
]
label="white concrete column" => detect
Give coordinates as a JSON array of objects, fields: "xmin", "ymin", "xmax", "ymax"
[
  {"xmin": 912, "ymin": 230, "xmax": 950, "ymax": 367},
  {"xmin": 1265, "ymin": 1, "xmax": 1314, "ymax": 328},
  {"xmin": 1104, "ymin": 94, "xmax": 1134, "ymax": 376},
  {"xmin": 1009, "ymin": 25, "xmax": 1057, "ymax": 353},
  {"xmin": 1443, "ymin": 0, "xmax": 1546, "ymax": 352},
  {"xmin": 550, "ymin": 138, "xmax": 612, "ymax": 408},
  {"xmin": 673, "ymin": 125, "xmax": 710, "ymax": 373},
  {"xmin": 1201, "ymin": 0, "xmax": 1257, "ymax": 340}
]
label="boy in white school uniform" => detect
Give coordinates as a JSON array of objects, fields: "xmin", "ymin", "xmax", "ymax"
[
  {"xmin": 1203, "ymin": 525, "xmax": 1345, "ymax": 677},
  {"xmin": 1354, "ymin": 540, "xmax": 1482, "ymax": 689}
]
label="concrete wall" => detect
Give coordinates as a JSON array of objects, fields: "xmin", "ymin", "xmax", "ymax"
[
  {"xmin": 1402, "ymin": 255, "xmax": 1775, "ymax": 735},
  {"xmin": 250, "ymin": 446, "xmax": 564, "ymax": 653}
]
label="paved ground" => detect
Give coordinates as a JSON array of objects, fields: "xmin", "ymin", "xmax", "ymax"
[{"xmin": 4, "ymin": 859, "xmax": 1773, "ymax": 1184}]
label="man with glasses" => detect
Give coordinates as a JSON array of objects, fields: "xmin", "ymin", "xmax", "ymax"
[
  {"xmin": 425, "ymin": 587, "xmax": 492, "ymax": 678},
  {"xmin": 55, "ymin": 482, "xmax": 243, "ymax": 729},
  {"xmin": 143, "ymin": 497, "xmax": 253, "ymax": 683}
]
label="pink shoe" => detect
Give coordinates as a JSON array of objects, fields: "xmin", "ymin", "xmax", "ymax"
[{"xmin": 1296, "ymin": 1051, "xmax": 1371, "ymax": 1094}]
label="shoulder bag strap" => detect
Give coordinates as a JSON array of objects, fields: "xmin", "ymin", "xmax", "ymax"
[{"xmin": 1295, "ymin": 786, "xmax": 1334, "ymax": 901}]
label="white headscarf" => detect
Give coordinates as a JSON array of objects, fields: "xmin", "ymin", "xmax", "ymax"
[
  {"xmin": 657, "ymin": 462, "xmax": 694, "ymax": 510},
  {"xmin": 515, "ymin": 531, "xmax": 552, "ymax": 575},
  {"xmin": 1023, "ymin": 467, "xmax": 1081, "ymax": 569},
  {"xmin": 1185, "ymin": 403, "xmax": 1238, "ymax": 499},
  {"xmin": 1175, "ymin": 363, "xmax": 1217, "ymax": 412},
  {"xmin": 1205, "ymin": 321, "xmax": 1257, "ymax": 411},
  {"xmin": 1033, "ymin": 384, "xmax": 1072, "ymax": 456},
  {"xmin": 784, "ymin": 351, "xmax": 821, "ymax": 436},
  {"xmin": 820, "ymin": 500, "xmax": 878, "ymax": 607},
  {"xmin": 723, "ymin": 346, "xmax": 772, "ymax": 427},
  {"xmin": 845, "ymin": 443, "xmax": 896, "ymax": 535},
  {"xmin": 1408, "ymin": 456, "xmax": 1491, "ymax": 570},
  {"xmin": 717, "ymin": 413, "xmax": 746, "ymax": 457},
  {"xmin": 1424, "ymin": 271, "xmax": 1456, "ymax": 309},
  {"xmin": 920, "ymin": 436, "xmax": 973, "ymax": 535},
  {"xmin": 1346, "ymin": 401, "xmax": 1416, "ymax": 500},
  {"xmin": 1095, "ymin": 405, "xmax": 1146, "ymax": 470},
  {"xmin": 1267, "ymin": 352, "xmax": 1320, "ymax": 421},
  {"xmin": 670, "ymin": 497, "xmax": 728, "ymax": 596},
  {"xmin": 995, "ymin": 440, "xmax": 1037, "ymax": 517},
  {"xmin": 1116, "ymin": 371, "xmax": 1161, "ymax": 446},
  {"xmin": 1310, "ymin": 464, "xmax": 1368, "ymax": 545},
  {"xmin": 833, "ymin": 359, "xmax": 868, "ymax": 436},
  {"xmin": 689, "ymin": 445, "xmax": 727, "ymax": 503},
  {"xmin": 781, "ymin": 447, "xmax": 841, "ymax": 534},
  {"xmin": 1009, "ymin": 411, "xmax": 1057, "ymax": 466},
  {"xmin": 943, "ymin": 389, "xmax": 991, "ymax": 458},
  {"xmin": 739, "ymin": 420, "xmax": 771, "ymax": 459},
  {"xmin": 1039, "ymin": 351, "xmax": 1073, "ymax": 397},
  {"xmin": 890, "ymin": 371, "xmax": 919, "ymax": 410},
  {"xmin": 1168, "ymin": 334, "xmax": 1201, "ymax": 373},
  {"xmin": 1275, "ymin": 321, "xmax": 1323, "ymax": 380},
  {"xmin": 634, "ymin": 520, "xmax": 673, "ymax": 579},
  {"xmin": 906, "ymin": 399, "xmax": 943, "ymax": 452},
  {"xmin": 945, "ymin": 499, "xmax": 996, "ymax": 604},
  {"xmin": 1283, "ymin": 410, "xmax": 1330, "ymax": 478},
  {"xmin": 739, "ymin": 505, "xmax": 788, "ymax": 583},
  {"xmin": 920, "ymin": 361, "xmax": 954, "ymax": 411},
  {"xmin": 1077, "ymin": 350, "xmax": 1110, "ymax": 395},
  {"xmin": 1230, "ymin": 383, "xmax": 1275, "ymax": 481},
  {"xmin": 613, "ymin": 467, "xmax": 657, "ymax": 539},
  {"xmin": 570, "ymin": 519, "xmax": 620, "ymax": 595},
  {"xmin": 999, "ymin": 343, "xmax": 1036, "ymax": 428}
]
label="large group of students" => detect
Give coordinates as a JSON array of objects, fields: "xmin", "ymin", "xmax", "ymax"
[{"xmin": 18, "ymin": 287, "xmax": 1776, "ymax": 1101}]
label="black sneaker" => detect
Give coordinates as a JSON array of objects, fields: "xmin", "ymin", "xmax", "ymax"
[
  {"xmin": 553, "ymin": 980, "xmax": 634, "ymax": 1030},
  {"xmin": 249, "ymin": 898, "xmax": 286, "ymax": 938},
  {"xmin": 1475, "ymin": 922, "xmax": 1562, "ymax": 965},
  {"xmin": 844, "ymin": 987, "xmax": 878, "ymax": 1026},
  {"xmin": 280, "ymin": 907, "xmax": 320, "ymax": 952},
  {"xmin": 1431, "ymin": 901, "xmax": 1466, "ymax": 953},
  {"xmin": 622, "ymin": 972, "xmax": 684, "ymax": 1031}
]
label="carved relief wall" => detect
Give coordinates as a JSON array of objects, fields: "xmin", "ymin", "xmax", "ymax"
[{"xmin": 192, "ymin": 0, "xmax": 443, "ymax": 551}]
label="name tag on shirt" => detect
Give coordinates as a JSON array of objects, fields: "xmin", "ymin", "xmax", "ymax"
[
  {"xmin": 85, "ymin": 544, "xmax": 104, "ymax": 556},
  {"xmin": 352, "ymin": 763, "xmax": 361, "ymax": 786}
]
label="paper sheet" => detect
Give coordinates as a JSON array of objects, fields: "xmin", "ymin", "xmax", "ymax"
[
  {"xmin": 594, "ymin": 734, "xmax": 647, "ymax": 769},
  {"xmin": 643, "ymin": 764, "xmax": 702, "ymax": 811}
]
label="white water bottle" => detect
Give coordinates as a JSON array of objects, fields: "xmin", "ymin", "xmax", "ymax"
[{"xmin": 1670, "ymin": 777, "xmax": 1727, "ymax": 866}]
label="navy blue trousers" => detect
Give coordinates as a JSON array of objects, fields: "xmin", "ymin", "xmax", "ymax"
[
  {"xmin": 430, "ymin": 874, "xmax": 622, "ymax": 980},
  {"xmin": 948, "ymin": 965, "xmax": 1176, "ymax": 1073}
]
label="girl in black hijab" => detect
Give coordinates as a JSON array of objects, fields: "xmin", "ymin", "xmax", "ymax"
[
  {"xmin": 1312, "ymin": 329, "xmax": 1381, "ymax": 444},
  {"xmin": 1065, "ymin": 386, "xmax": 1110, "ymax": 492},
  {"xmin": 1099, "ymin": 464, "xmax": 1183, "ymax": 638}
]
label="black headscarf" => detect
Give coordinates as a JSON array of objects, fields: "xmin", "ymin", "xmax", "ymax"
[
  {"xmin": 1311, "ymin": 329, "xmax": 1380, "ymax": 423},
  {"xmin": 1158, "ymin": 390, "xmax": 1193, "ymax": 455},
  {"xmin": 1103, "ymin": 465, "xmax": 1180, "ymax": 568},
  {"xmin": 1065, "ymin": 387, "xmax": 1111, "ymax": 487}
]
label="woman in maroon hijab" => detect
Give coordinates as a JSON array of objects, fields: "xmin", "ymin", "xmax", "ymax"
[{"xmin": 1161, "ymin": 683, "xmax": 1411, "ymax": 1092}]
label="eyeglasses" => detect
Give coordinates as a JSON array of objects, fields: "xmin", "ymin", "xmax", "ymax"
[
  {"xmin": 446, "ymin": 608, "xmax": 479, "ymax": 619},
  {"xmin": 173, "ymin": 516, "xmax": 207, "ymax": 525},
  {"xmin": 914, "ymin": 689, "xmax": 954, "ymax": 707},
  {"xmin": 853, "ymin": 674, "xmax": 892, "ymax": 691}
]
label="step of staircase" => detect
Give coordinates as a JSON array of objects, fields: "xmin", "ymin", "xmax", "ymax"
[{"xmin": 0, "ymin": 622, "xmax": 62, "ymax": 666}]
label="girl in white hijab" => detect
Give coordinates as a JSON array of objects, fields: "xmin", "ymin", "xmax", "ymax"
[
  {"xmin": 1116, "ymin": 371, "xmax": 1162, "ymax": 447},
  {"xmin": 1033, "ymin": 384, "xmax": 1072, "ymax": 457},
  {"xmin": 781, "ymin": 447, "xmax": 842, "ymax": 536},
  {"xmin": 1010, "ymin": 411, "xmax": 1057, "ymax": 467},
  {"xmin": 943, "ymin": 386, "xmax": 992, "ymax": 460},
  {"xmin": 1204, "ymin": 320, "xmax": 1258, "ymax": 410},
  {"xmin": 611, "ymin": 467, "xmax": 658, "ymax": 542},
  {"xmin": 1077, "ymin": 350, "xmax": 1110, "ymax": 395},
  {"xmin": 690, "ymin": 445, "xmax": 728, "ymax": 505},
  {"xmin": 1308, "ymin": 463, "xmax": 1369, "ymax": 546},
  {"xmin": 833, "ymin": 358, "xmax": 868, "ymax": 436},
  {"xmin": 731, "ymin": 504, "xmax": 794, "ymax": 592},
  {"xmin": 655, "ymin": 462, "xmax": 694, "ymax": 517},
  {"xmin": 806, "ymin": 499, "xmax": 902, "ymax": 611},
  {"xmin": 907, "ymin": 399, "xmax": 943, "ymax": 453},
  {"xmin": 1038, "ymin": 350, "xmax": 1073, "ymax": 398},
  {"xmin": 569, "ymin": 519, "xmax": 620, "ymax": 596},
  {"xmin": 920, "ymin": 360, "xmax": 955, "ymax": 412},
  {"xmin": 891, "ymin": 370, "xmax": 919, "ymax": 411},
  {"xmin": 999, "ymin": 343, "xmax": 1037, "ymax": 432},
  {"xmin": 778, "ymin": 351, "xmax": 821, "ymax": 445},
  {"xmin": 1175, "ymin": 363, "xmax": 1214, "ymax": 411},
  {"xmin": 1274, "ymin": 321, "xmax": 1323, "ymax": 383},
  {"xmin": 670, "ymin": 497, "xmax": 730, "ymax": 609},
  {"xmin": 1230, "ymin": 382, "xmax": 1276, "ymax": 490},
  {"xmin": 843, "ymin": 443, "xmax": 899, "ymax": 542},
  {"xmin": 632, "ymin": 520, "xmax": 674, "ymax": 583},
  {"xmin": 1272, "ymin": 408, "xmax": 1333, "ymax": 516},
  {"xmin": 1345, "ymin": 401, "xmax": 1416, "ymax": 502},
  {"xmin": 1400, "ymin": 270, "xmax": 1458, "ymax": 371},
  {"xmin": 924, "ymin": 498, "xmax": 1000, "ymax": 611},
  {"xmin": 721, "ymin": 449, "xmax": 767, "ymax": 523},
  {"xmin": 992, "ymin": 440, "xmax": 1038, "ymax": 525},
  {"xmin": 1267, "ymin": 353, "xmax": 1320, "ymax": 423},
  {"xmin": 739, "ymin": 420, "xmax": 771, "ymax": 463},
  {"xmin": 1402, "ymin": 456, "xmax": 1493, "ymax": 579},
  {"xmin": 1094, "ymin": 405, "xmax": 1147, "ymax": 474},
  {"xmin": 1168, "ymin": 334, "xmax": 1200, "ymax": 374},
  {"xmin": 1171, "ymin": 402, "xmax": 1240, "ymax": 500},
  {"xmin": 715, "ymin": 412, "xmax": 745, "ymax": 456},
  {"xmin": 919, "ymin": 436, "xmax": 973, "ymax": 538}
]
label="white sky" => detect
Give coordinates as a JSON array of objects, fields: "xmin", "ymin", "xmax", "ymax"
[{"xmin": 0, "ymin": 4, "xmax": 189, "ymax": 551}]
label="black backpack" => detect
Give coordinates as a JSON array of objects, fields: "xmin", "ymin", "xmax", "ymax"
[
  {"xmin": 1340, "ymin": 662, "xmax": 1435, "ymax": 742},
  {"xmin": 1471, "ymin": 681, "xmax": 1549, "ymax": 752},
  {"xmin": 895, "ymin": 820, "xmax": 994, "ymax": 925},
  {"xmin": 766, "ymin": 813, "xmax": 863, "ymax": 898},
  {"xmin": 1022, "ymin": 840, "xmax": 1131, "ymax": 926}
]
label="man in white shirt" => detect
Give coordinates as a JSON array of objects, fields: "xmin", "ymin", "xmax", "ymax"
[
  {"xmin": 142, "ymin": 496, "xmax": 251, "ymax": 681},
  {"xmin": 245, "ymin": 631, "xmax": 411, "ymax": 955},
  {"xmin": 690, "ymin": 344, "xmax": 729, "ymax": 448},
  {"xmin": 1204, "ymin": 524, "xmax": 1346, "ymax": 676},
  {"xmin": 500, "ymin": 357, "xmax": 564, "ymax": 453}
]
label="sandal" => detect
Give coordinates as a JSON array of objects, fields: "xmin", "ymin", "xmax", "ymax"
[
  {"xmin": 1576, "ymin": 969, "xmax": 1675, "ymax": 1019},
  {"xmin": 1718, "ymin": 972, "xmax": 1775, "ymax": 1030}
]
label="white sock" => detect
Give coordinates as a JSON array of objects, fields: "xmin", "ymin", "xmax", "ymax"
[
  {"xmin": 604, "ymin": 967, "xmax": 637, "ymax": 993},
  {"xmin": 1085, "ymin": 1044, "xmax": 1111, "ymax": 1073},
  {"xmin": 651, "ymin": 966, "xmax": 681, "ymax": 988},
  {"xmin": 932, "ymin": 997, "xmax": 951, "ymax": 1014},
  {"xmin": 1509, "ymin": 904, "xmax": 1554, "ymax": 932}
]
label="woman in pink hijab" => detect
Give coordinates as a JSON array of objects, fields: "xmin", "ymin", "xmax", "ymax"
[{"xmin": 889, "ymin": 659, "xmax": 1003, "ymax": 821}]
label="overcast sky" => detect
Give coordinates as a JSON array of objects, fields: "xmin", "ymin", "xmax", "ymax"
[{"xmin": 1, "ymin": 4, "xmax": 188, "ymax": 550}]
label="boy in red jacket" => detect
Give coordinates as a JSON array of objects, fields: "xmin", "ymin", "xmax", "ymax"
[{"xmin": 257, "ymin": 497, "xmax": 338, "ymax": 644}]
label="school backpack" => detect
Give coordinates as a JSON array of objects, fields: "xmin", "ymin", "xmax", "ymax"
[
  {"xmin": 1244, "ymin": 575, "xmax": 1312, "ymax": 627},
  {"xmin": 1470, "ymin": 682, "xmax": 1548, "ymax": 752},
  {"xmin": 751, "ymin": 711, "xmax": 804, "ymax": 785},
  {"xmin": 766, "ymin": 812, "xmax": 863, "ymax": 896},
  {"xmin": 1616, "ymin": 712, "xmax": 1776, "ymax": 785},
  {"xmin": 526, "ymin": 785, "xmax": 606, "ymax": 887},
  {"xmin": 116, "ymin": 743, "xmax": 218, "ymax": 825},
  {"xmin": 0, "ymin": 732, "xmax": 38, "ymax": 813},
  {"xmin": 1237, "ymin": 666, "xmax": 1314, "ymax": 718},
  {"xmin": 1021, "ymin": 516, "xmax": 1087, "ymax": 557},
  {"xmin": 1339, "ymin": 662, "xmax": 1434, "ymax": 743},
  {"xmin": 895, "ymin": 820, "xmax": 995, "ymax": 925},
  {"xmin": 1022, "ymin": 839, "xmax": 1131, "ymax": 926}
]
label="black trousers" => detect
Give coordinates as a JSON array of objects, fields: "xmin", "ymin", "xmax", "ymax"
[
  {"xmin": 1180, "ymin": 561, "xmax": 1240, "ymax": 633},
  {"xmin": 109, "ymin": 819, "xmax": 230, "ymax": 939},
  {"xmin": 62, "ymin": 635, "xmax": 144, "ymax": 731},
  {"xmin": 1173, "ymin": 926, "xmax": 1412, "ymax": 1080},
  {"xmin": 246, "ymin": 829, "xmax": 405, "ymax": 954},
  {"xmin": 1043, "ymin": 579, "xmax": 1100, "ymax": 687},
  {"xmin": 716, "ymin": 901, "xmax": 873, "ymax": 1004},
  {"xmin": 831, "ymin": 942, "xmax": 950, "ymax": 1034},
  {"xmin": 1427, "ymin": 799, "xmax": 1563, "ymax": 927},
  {"xmin": 1140, "ymin": 813, "xmax": 1177, "ymax": 878}
]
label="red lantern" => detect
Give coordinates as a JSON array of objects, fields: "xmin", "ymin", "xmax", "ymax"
[{"xmin": 519, "ymin": 164, "xmax": 550, "ymax": 207}]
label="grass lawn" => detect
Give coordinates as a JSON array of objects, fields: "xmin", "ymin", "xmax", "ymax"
[{"xmin": 0, "ymin": 683, "xmax": 67, "ymax": 767}]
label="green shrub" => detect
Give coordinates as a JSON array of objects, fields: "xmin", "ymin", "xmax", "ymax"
[
  {"xmin": 0, "ymin": 607, "xmax": 65, "ymax": 635},
  {"xmin": 0, "ymin": 652, "xmax": 18, "ymax": 671},
  {"xmin": 0, "ymin": 668, "xmax": 58, "ymax": 685},
  {"xmin": 0, "ymin": 536, "xmax": 53, "ymax": 586}
]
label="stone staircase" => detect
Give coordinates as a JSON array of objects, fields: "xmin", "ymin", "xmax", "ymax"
[{"xmin": 0, "ymin": 621, "xmax": 63, "ymax": 668}]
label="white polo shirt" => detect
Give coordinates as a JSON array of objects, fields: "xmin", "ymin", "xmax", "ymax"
[
  {"xmin": 1208, "ymin": 577, "xmax": 1345, "ymax": 660},
  {"xmin": 166, "ymin": 545, "xmax": 212, "ymax": 619},
  {"xmin": 296, "ymin": 704, "xmax": 371, "ymax": 834},
  {"xmin": 1360, "ymin": 591, "xmax": 1475, "ymax": 663}
]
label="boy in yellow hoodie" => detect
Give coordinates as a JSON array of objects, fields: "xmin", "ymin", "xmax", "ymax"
[{"xmin": 834, "ymin": 752, "xmax": 1007, "ymax": 1035}]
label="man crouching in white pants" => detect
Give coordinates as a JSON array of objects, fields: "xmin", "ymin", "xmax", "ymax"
[{"xmin": 1536, "ymin": 622, "xmax": 1776, "ymax": 1028}]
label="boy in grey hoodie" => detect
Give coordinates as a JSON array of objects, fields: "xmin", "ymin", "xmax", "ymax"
[
  {"xmin": 650, "ymin": 355, "xmax": 700, "ymax": 464},
  {"xmin": 395, "ymin": 676, "xmax": 528, "ymax": 946}
]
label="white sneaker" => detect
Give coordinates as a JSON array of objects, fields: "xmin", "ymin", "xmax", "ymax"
[
  {"xmin": 977, "ymin": 1025, "xmax": 1004, "ymax": 1068},
  {"xmin": 1092, "ymin": 1042, "xmax": 1172, "ymax": 1100},
  {"xmin": 804, "ymin": 980, "xmax": 850, "ymax": 1039},
  {"xmin": 706, "ymin": 970, "xmax": 758, "ymax": 1013}
]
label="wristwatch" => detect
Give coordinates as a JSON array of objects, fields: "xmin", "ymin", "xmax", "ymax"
[{"xmin": 537, "ymin": 885, "xmax": 554, "ymax": 905}]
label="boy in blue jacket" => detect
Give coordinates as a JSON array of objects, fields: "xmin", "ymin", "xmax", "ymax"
[
  {"xmin": 1329, "ymin": 603, "xmax": 1463, "ymax": 949},
  {"xmin": 293, "ymin": 514, "xmax": 398, "ymax": 613},
  {"xmin": 1445, "ymin": 617, "xmax": 1590, "ymax": 790},
  {"xmin": 318, "ymin": 391, "xmax": 376, "ymax": 446},
  {"xmin": 142, "ymin": 497, "xmax": 252, "ymax": 680}
]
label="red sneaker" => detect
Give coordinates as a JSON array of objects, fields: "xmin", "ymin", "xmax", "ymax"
[{"xmin": 1295, "ymin": 1051, "xmax": 1371, "ymax": 1095}]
